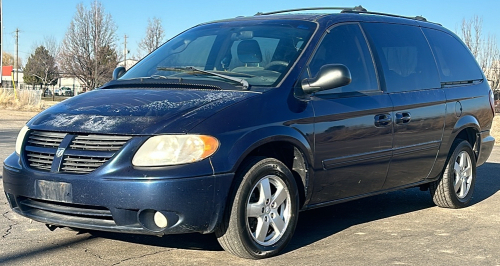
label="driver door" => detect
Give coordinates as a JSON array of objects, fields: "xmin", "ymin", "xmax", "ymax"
[{"xmin": 308, "ymin": 23, "xmax": 394, "ymax": 204}]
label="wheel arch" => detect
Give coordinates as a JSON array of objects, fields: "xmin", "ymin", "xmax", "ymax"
[
  {"xmin": 450, "ymin": 115, "xmax": 480, "ymax": 158},
  {"xmin": 227, "ymin": 126, "xmax": 314, "ymax": 208}
]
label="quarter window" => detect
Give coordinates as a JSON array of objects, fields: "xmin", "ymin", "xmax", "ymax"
[
  {"xmin": 363, "ymin": 23, "xmax": 440, "ymax": 92},
  {"xmin": 422, "ymin": 28, "xmax": 483, "ymax": 83},
  {"xmin": 308, "ymin": 23, "xmax": 378, "ymax": 94}
]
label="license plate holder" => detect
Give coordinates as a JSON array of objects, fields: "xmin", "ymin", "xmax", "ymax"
[{"xmin": 36, "ymin": 180, "xmax": 73, "ymax": 203}]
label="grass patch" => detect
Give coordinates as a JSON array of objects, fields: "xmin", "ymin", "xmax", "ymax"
[{"xmin": 0, "ymin": 88, "xmax": 45, "ymax": 111}]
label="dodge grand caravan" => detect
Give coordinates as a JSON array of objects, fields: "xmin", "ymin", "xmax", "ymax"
[{"xmin": 3, "ymin": 6, "xmax": 495, "ymax": 259}]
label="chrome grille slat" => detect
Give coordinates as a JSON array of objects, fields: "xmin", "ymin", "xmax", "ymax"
[
  {"xmin": 60, "ymin": 167, "xmax": 95, "ymax": 173},
  {"xmin": 65, "ymin": 156, "xmax": 108, "ymax": 164},
  {"xmin": 27, "ymin": 153, "xmax": 54, "ymax": 160},
  {"xmin": 29, "ymin": 163, "xmax": 51, "ymax": 170},
  {"xmin": 28, "ymin": 158, "xmax": 53, "ymax": 164},
  {"xmin": 69, "ymin": 144, "xmax": 124, "ymax": 151},
  {"xmin": 73, "ymin": 135, "xmax": 132, "ymax": 140},
  {"xmin": 64, "ymin": 160, "xmax": 107, "ymax": 165},
  {"xmin": 24, "ymin": 131, "xmax": 131, "ymax": 174}
]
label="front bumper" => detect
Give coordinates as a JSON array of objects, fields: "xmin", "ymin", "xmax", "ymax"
[
  {"xmin": 477, "ymin": 130, "xmax": 495, "ymax": 167},
  {"xmin": 3, "ymin": 152, "xmax": 233, "ymax": 235}
]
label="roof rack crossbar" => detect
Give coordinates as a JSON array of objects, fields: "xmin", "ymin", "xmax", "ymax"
[{"xmin": 255, "ymin": 6, "xmax": 366, "ymax": 16}]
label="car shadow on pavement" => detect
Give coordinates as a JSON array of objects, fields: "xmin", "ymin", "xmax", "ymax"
[
  {"xmin": 472, "ymin": 162, "xmax": 500, "ymax": 204},
  {"xmin": 43, "ymin": 162, "xmax": 500, "ymax": 256},
  {"xmin": 87, "ymin": 230, "xmax": 223, "ymax": 251},
  {"xmin": 286, "ymin": 186, "xmax": 434, "ymax": 253},
  {"xmin": 284, "ymin": 161, "xmax": 500, "ymax": 254}
]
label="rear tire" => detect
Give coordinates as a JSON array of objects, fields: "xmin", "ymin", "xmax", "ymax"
[
  {"xmin": 430, "ymin": 140, "xmax": 476, "ymax": 208},
  {"xmin": 216, "ymin": 157, "xmax": 299, "ymax": 259}
]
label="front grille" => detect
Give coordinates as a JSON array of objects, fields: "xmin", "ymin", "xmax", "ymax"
[
  {"xmin": 70, "ymin": 135, "xmax": 131, "ymax": 151},
  {"xmin": 24, "ymin": 130, "xmax": 132, "ymax": 174},
  {"xmin": 26, "ymin": 151, "xmax": 54, "ymax": 171},
  {"xmin": 27, "ymin": 131, "xmax": 66, "ymax": 148},
  {"xmin": 61, "ymin": 155, "xmax": 110, "ymax": 174}
]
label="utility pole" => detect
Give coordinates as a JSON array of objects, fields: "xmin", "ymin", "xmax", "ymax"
[
  {"xmin": 15, "ymin": 28, "xmax": 18, "ymax": 87},
  {"xmin": 124, "ymin": 34, "xmax": 127, "ymax": 69},
  {"xmin": 0, "ymin": 0, "xmax": 3, "ymax": 87}
]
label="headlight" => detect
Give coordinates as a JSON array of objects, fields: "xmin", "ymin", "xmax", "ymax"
[
  {"xmin": 132, "ymin": 135, "xmax": 219, "ymax": 166},
  {"xmin": 15, "ymin": 126, "xmax": 30, "ymax": 155}
]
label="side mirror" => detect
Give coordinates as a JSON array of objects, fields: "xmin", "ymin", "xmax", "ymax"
[
  {"xmin": 112, "ymin": 66, "xmax": 126, "ymax": 80},
  {"xmin": 301, "ymin": 64, "xmax": 351, "ymax": 94}
]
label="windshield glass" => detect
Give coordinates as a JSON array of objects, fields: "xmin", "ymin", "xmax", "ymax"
[{"xmin": 120, "ymin": 20, "xmax": 316, "ymax": 88}]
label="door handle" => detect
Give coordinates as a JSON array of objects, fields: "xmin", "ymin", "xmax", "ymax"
[
  {"xmin": 396, "ymin": 112, "xmax": 411, "ymax": 124},
  {"xmin": 374, "ymin": 114, "xmax": 392, "ymax": 127}
]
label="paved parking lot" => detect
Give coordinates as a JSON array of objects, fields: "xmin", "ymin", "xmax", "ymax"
[{"xmin": 1, "ymin": 111, "xmax": 500, "ymax": 265}]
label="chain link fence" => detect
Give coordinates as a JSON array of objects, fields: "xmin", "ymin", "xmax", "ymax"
[{"xmin": 0, "ymin": 88, "xmax": 42, "ymax": 107}]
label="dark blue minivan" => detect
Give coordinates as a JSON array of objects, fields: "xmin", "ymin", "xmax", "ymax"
[{"xmin": 3, "ymin": 6, "xmax": 495, "ymax": 259}]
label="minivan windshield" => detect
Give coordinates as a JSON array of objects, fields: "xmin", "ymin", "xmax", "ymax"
[{"xmin": 120, "ymin": 20, "xmax": 316, "ymax": 88}]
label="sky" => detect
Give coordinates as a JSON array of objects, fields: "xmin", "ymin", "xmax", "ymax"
[{"xmin": 1, "ymin": 0, "xmax": 499, "ymax": 64}]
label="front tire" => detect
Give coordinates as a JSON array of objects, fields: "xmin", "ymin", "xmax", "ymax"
[
  {"xmin": 430, "ymin": 140, "xmax": 477, "ymax": 208},
  {"xmin": 216, "ymin": 157, "xmax": 299, "ymax": 259}
]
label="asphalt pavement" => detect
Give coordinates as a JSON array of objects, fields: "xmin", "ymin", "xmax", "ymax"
[{"xmin": 1, "ymin": 113, "xmax": 500, "ymax": 266}]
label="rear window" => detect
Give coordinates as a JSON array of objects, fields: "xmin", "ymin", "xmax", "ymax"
[
  {"xmin": 422, "ymin": 28, "xmax": 483, "ymax": 83},
  {"xmin": 363, "ymin": 23, "xmax": 440, "ymax": 92}
]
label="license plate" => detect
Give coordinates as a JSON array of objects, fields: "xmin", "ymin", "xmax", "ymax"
[{"xmin": 36, "ymin": 180, "xmax": 73, "ymax": 203}]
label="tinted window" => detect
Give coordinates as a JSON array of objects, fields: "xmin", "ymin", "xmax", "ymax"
[
  {"xmin": 363, "ymin": 23, "xmax": 440, "ymax": 92},
  {"xmin": 422, "ymin": 28, "xmax": 483, "ymax": 82},
  {"xmin": 308, "ymin": 23, "xmax": 378, "ymax": 94}
]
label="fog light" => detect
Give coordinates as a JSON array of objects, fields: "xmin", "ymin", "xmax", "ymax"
[{"xmin": 154, "ymin": 211, "xmax": 168, "ymax": 228}]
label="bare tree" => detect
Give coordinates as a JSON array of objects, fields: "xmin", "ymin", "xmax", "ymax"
[
  {"xmin": 59, "ymin": 1, "xmax": 118, "ymax": 91},
  {"xmin": 2, "ymin": 51, "xmax": 15, "ymax": 66},
  {"xmin": 31, "ymin": 36, "xmax": 61, "ymax": 72},
  {"xmin": 138, "ymin": 17, "xmax": 165, "ymax": 57},
  {"xmin": 2, "ymin": 51, "xmax": 23, "ymax": 68},
  {"xmin": 39, "ymin": 36, "xmax": 60, "ymax": 61},
  {"xmin": 458, "ymin": 15, "xmax": 500, "ymax": 92},
  {"xmin": 460, "ymin": 16, "xmax": 482, "ymax": 58}
]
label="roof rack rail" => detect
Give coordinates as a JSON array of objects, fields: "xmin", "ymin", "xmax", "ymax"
[
  {"xmin": 341, "ymin": 9, "xmax": 428, "ymax": 22},
  {"xmin": 254, "ymin": 6, "xmax": 436, "ymax": 24},
  {"xmin": 255, "ymin": 6, "xmax": 367, "ymax": 16}
]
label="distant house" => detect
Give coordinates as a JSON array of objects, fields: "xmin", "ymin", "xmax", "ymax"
[
  {"xmin": 118, "ymin": 59, "xmax": 139, "ymax": 70},
  {"xmin": 1, "ymin": 65, "xmax": 84, "ymax": 95},
  {"xmin": 1, "ymin": 66, "xmax": 24, "ymax": 88}
]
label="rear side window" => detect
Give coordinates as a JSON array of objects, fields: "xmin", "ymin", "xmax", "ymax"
[
  {"xmin": 422, "ymin": 28, "xmax": 483, "ymax": 83},
  {"xmin": 308, "ymin": 23, "xmax": 378, "ymax": 94},
  {"xmin": 363, "ymin": 23, "xmax": 440, "ymax": 92}
]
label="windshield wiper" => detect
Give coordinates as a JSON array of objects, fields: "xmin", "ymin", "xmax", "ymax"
[{"xmin": 157, "ymin": 66, "xmax": 249, "ymax": 90}]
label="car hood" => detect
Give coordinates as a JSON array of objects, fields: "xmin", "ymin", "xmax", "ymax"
[{"xmin": 27, "ymin": 88, "xmax": 257, "ymax": 135}]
